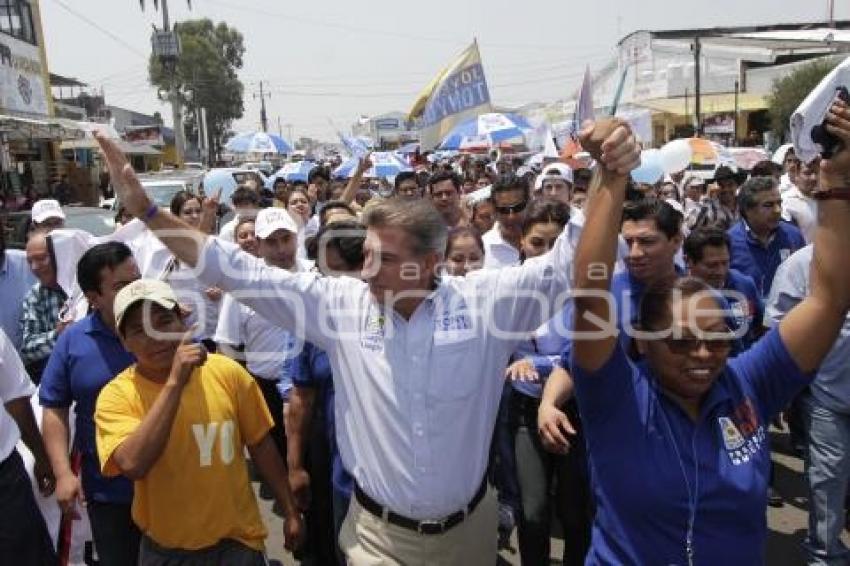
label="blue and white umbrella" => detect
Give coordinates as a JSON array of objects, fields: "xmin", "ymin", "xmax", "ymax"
[
  {"xmin": 225, "ymin": 131, "xmax": 293, "ymax": 155},
  {"xmin": 397, "ymin": 142, "xmax": 420, "ymax": 155},
  {"xmin": 265, "ymin": 161, "xmax": 317, "ymax": 187},
  {"xmin": 438, "ymin": 113, "xmax": 533, "ymax": 151},
  {"xmin": 333, "ymin": 151, "xmax": 412, "ymax": 179}
]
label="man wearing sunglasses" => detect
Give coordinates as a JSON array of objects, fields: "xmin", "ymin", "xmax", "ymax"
[{"xmin": 481, "ymin": 175, "xmax": 530, "ymax": 269}]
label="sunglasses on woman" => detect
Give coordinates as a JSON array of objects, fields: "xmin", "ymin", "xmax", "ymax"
[{"xmin": 662, "ymin": 330, "xmax": 734, "ymax": 355}]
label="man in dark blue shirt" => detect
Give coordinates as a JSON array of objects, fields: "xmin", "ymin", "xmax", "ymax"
[
  {"xmin": 39, "ymin": 242, "xmax": 141, "ymax": 565},
  {"xmin": 684, "ymin": 227, "xmax": 764, "ymax": 352},
  {"xmin": 728, "ymin": 176, "xmax": 805, "ymax": 298}
]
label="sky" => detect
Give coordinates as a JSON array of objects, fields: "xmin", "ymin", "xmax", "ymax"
[{"xmin": 38, "ymin": 0, "xmax": 847, "ymax": 142}]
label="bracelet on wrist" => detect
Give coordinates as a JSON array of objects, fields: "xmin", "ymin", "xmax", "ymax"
[
  {"xmin": 143, "ymin": 202, "xmax": 159, "ymax": 221},
  {"xmin": 813, "ymin": 187, "xmax": 850, "ymax": 200}
]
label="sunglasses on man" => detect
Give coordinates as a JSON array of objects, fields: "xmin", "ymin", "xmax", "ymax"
[{"xmin": 494, "ymin": 199, "xmax": 528, "ymax": 215}]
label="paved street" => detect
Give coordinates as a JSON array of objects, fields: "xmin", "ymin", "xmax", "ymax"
[{"xmin": 257, "ymin": 428, "xmax": 849, "ymax": 565}]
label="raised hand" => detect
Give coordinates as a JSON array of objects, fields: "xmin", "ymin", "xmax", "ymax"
[
  {"xmin": 95, "ymin": 132, "xmax": 152, "ymax": 218},
  {"xmin": 357, "ymin": 152, "xmax": 374, "ymax": 176},
  {"xmin": 166, "ymin": 326, "xmax": 206, "ymax": 388},
  {"xmin": 578, "ymin": 118, "xmax": 641, "ymax": 176},
  {"xmin": 821, "ymin": 100, "xmax": 850, "ymax": 188}
]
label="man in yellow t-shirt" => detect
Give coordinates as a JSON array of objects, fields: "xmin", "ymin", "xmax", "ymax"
[{"xmin": 95, "ymin": 279, "xmax": 303, "ymax": 564}]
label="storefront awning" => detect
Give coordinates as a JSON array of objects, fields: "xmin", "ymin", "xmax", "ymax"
[
  {"xmin": 119, "ymin": 141, "xmax": 162, "ymax": 156},
  {"xmin": 0, "ymin": 114, "xmax": 87, "ymax": 141},
  {"xmin": 633, "ymin": 92, "xmax": 768, "ymax": 116}
]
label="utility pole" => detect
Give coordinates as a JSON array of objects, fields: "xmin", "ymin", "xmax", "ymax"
[
  {"xmin": 148, "ymin": 0, "xmax": 188, "ymax": 167},
  {"xmin": 692, "ymin": 36, "xmax": 702, "ymax": 136},
  {"xmin": 254, "ymin": 81, "xmax": 270, "ymax": 133},
  {"xmin": 733, "ymin": 79, "xmax": 740, "ymax": 145},
  {"xmin": 828, "ymin": 0, "xmax": 835, "ymax": 27}
]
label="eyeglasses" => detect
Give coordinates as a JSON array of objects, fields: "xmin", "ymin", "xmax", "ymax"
[
  {"xmin": 662, "ymin": 332, "xmax": 734, "ymax": 355},
  {"xmin": 494, "ymin": 199, "xmax": 528, "ymax": 215}
]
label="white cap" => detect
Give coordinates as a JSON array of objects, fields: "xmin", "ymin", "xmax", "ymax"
[
  {"xmin": 31, "ymin": 199, "xmax": 65, "ymax": 224},
  {"xmin": 254, "ymin": 208, "xmax": 299, "ymax": 239},
  {"xmin": 541, "ymin": 163, "xmax": 574, "ymax": 184},
  {"xmin": 772, "ymin": 143, "xmax": 794, "ymax": 165},
  {"xmin": 113, "ymin": 279, "xmax": 179, "ymax": 331}
]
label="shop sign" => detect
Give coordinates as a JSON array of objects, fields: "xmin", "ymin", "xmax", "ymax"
[
  {"xmin": 703, "ymin": 113, "xmax": 735, "ymax": 135},
  {"xmin": 0, "ymin": 35, "xmax": 49, "ymax": 116}
]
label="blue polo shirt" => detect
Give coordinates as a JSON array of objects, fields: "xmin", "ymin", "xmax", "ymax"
[
  {"xmin": 286, "ymin": 341, "xmax": 353, "ymax": 497},
  {"xmin": 728, "ymin": 219, "xmax": 804, "ymax": 298},
  {"xmin": 0, "ymin": 250, "xmax": 35, "ymax": 350},
  {"xmin": 569, "ymin": 327, "xmax": 812, "ymax": 565},
  {"xmin": 723, "ymin": 268, "xmax": 764, "ymax": 353},
  {"xmin": 39, "ymin": 312, "xmax": 135, "ymax": 504}
]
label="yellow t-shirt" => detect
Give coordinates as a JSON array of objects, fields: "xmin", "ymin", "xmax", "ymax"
[{"xmin": 95, "ymin": 354, "xmax": 273, "ymax": 551}]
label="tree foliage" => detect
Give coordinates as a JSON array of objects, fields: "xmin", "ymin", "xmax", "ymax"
[
  {"xmin": 766, "ymin": 57, "xmax": 840, "ymax": 141},
  {"xmin": 148, "ymin": 19, "xmax": 245, "ymax": 160}
]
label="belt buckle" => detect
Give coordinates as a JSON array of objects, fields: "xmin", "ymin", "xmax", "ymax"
[{"xmin": 417, "ymin": 518, "xmax": 447, "ymax": 535}]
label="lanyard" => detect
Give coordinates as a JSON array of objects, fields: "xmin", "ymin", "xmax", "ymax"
[{"xmin": 656, "ymin": 388, "xmax": 701, "ymax": 566}]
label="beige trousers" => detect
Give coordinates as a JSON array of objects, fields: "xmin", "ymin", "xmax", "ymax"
[{"xmin": 339, "ymin": 488, "xmax": 499, "ymax": 566}]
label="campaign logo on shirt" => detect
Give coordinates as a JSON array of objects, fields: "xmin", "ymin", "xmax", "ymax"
[
  {"xmin": 719, "ymin": 398, "xmax": 766, "ymax": 466},
  {"xmin": 361, "ymin": 312, "xmax": 385, "ymax": 352},
  {"xmin": 433, "ymin": 302, "xmax": 474, "ymax": 345},
  {"xmin": 729, "ymin": 299, "xmax": 754, "ymax": 328}
]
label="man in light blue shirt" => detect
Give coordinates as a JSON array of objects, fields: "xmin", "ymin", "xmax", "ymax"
[
  {"xmin": 0, "ymin": 229, "xmax": 35, "ymax": 351},
  {"xmin": 766, "ymin": 244, "xmax": 850, "ymax": 566}
]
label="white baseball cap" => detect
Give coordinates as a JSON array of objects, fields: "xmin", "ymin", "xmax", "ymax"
[
  {"xmin": 31, "ymin": 199, "xmax": 66, "ymax": 224},
  {"xmin": 254, "ymin": 208, "xmax": 299, "ymax": 239},
  {"xmin": 113, "ymin": 279, "xmax": 179, "ymax": 332},
  {"xmin": 541, "ymin": 163, "xmax": 574, "ymax": 184},
  {"xmin": 772, "ymin": 143, "xmax": 794, "ymax": 165}
]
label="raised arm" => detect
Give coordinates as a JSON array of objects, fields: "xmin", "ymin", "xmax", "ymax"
[
  {"xmin": 96, "ymin": 133, "xmax": 336, "ymax": 350},
  {"xmin": 96, "ymin": 133, "xmax": 208, "ymax": 268},
  {"xmin": 483, "ymin": 121, "xmax": 638, "ymax": 343},
  {"xmin": 571, "ymin": 120, "xmax": 637, "ymax": 372},
  {"xmin": 778, "ymin": 100, "xmax": 850, "ymax": 373},
  {"xmin": 339, "ymin": 153, "xmax": 372, "ymax": 205}
]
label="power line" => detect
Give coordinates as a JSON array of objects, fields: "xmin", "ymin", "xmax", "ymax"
[
  {"xmin": 205, "ymin": 0, "xmax": 587, "ymax": 52},
  {"xmin": 47, "ymin": 0, "xmax": 149, "ymax": 59}
]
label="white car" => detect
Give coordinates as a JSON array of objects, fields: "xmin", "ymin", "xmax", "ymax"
[{"xmin": 110, "ymin": 178, "xmax": 197, "ymax": 211}]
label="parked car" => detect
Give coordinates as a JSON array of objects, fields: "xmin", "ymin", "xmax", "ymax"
[
  {"xmin": 110, "ymin": 178, "xmax": 197, "ymax": 212},
  {"xmin": 203, "ymin": 168, "xmax": 268, "ymax": 206},
  {"xmin": 1, "ymin": 206, "xmax": 116, "ymax": 250}
]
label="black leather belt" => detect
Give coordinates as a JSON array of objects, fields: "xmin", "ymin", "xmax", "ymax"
[{"xmin": 354, "ymin": 478, "xmax": 487, "ymax": 536}]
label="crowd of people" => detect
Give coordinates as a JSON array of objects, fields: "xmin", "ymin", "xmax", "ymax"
[{"xmin": 0, "ymin": 109, "xmax": 849, "ymax": 566}]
